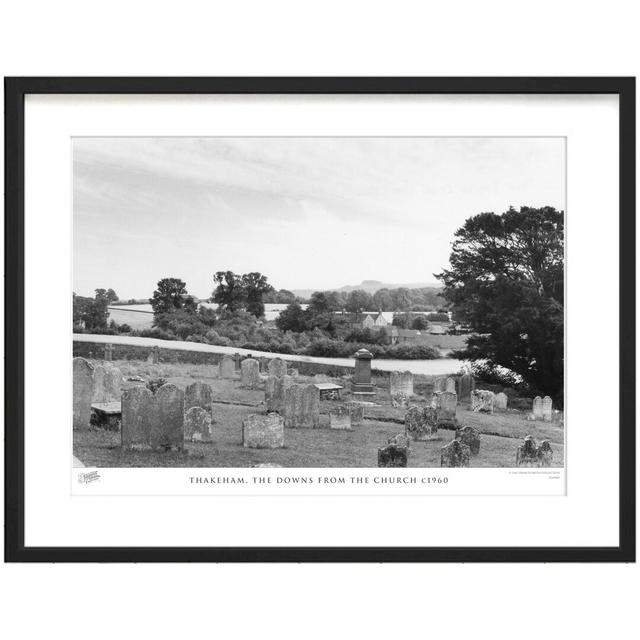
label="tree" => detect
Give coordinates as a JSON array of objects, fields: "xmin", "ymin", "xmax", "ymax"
[
  {"xmin": 150, "ymin": 278, "xmax": 189, "ymax": 315},
  {"xmin": 436, "ymin": 206, "xmax": 564, "ymax": 402},
  {"xmin": 242, "ymin": 272, "xmax": 273, "ymax": 318},
  {"xmin": 345, "ymin": 289, "xmax": 373, "ymax": 313},
  {"xmin": 212, "ymin": 271, "xmax": 246, "ymax": 312},
  {"xmin": 276, "ymin": 302, "xmax": 307, "ymax": 333},
  {"xmin": 372, "ymin": 288, "xmax": 393, "ymax": 311},
  {"xmin": 73, "ymin": 291, "xmax": 109, "ymax": 331},
  {"xmin": 411, "ymin": 315, "xmax": 428, "ymax": 330},
  {"xmin": 391, "ymin": 287, "xmax": 413, "ymax": 310}
]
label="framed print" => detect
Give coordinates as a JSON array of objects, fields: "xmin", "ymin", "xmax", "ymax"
[{"xmin": 4, "ymin": 77, "xmax": 635, "ymax": 562}]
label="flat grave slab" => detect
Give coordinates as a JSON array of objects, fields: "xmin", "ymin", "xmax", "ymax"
[
  {"xmin": 313, "ymin": 382, "xmax": 344, "ymax": 400},
  {"xmin": 91, "ymin": 401, "xmax": 122, "ymax": 430}
]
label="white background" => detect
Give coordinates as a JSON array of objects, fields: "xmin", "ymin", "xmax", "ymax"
[{"xmin": 1, "ymin": 1, "xmax": 638, "ymax": 639}]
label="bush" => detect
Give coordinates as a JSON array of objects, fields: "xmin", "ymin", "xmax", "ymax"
[{"xmin": 146, "ymin": 378, "xmax": 167, "ymax": 394}]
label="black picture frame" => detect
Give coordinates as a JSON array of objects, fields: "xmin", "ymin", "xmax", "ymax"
[{"xmin": 4, "ymin": 77, "xmax": 635, "ymax": 563}]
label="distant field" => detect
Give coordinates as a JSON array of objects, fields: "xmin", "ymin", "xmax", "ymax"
[{"xmin": 107, "ymin": 307, "xmax": 154, "ymax": 329}]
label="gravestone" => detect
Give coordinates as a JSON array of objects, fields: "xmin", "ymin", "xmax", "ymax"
[
  {"xmin": 147, "ymin": 345, "xmax": 160, "ymax": 364},
  {"xmin": 121, "ymin": 386, "xmax": 154, "ymax": 449},
  {"xmin": 104, "ymin": 364, "xmax": 123, "ymax": 401},
  {"xmin": 92, "ymin": 364, "xmax": 108, "ymax": 403},
  {"xmin": 494, "ymin": 392, "xmax": 508, "ymax": 411},
  {"xmin": 532, "ymin": 396, "xmax": 543, "ymax": 420},
  {"xmin": 391, "ymin": 392, "xmax": 409, "ymax": 408},
  {"xmin": 234, "ymin": 353, "xmax": 241, "ymax": 371},
  {"xmin": 455, "ymin": 425, "xmax": 481, "ymax": 455},
  {"xmin": 184, "ymin": 406, "xmax": 213, "ymax": 442},
  {"xmin": 352, "ymin": 348, "xmax": 375, "ymax": 395},
  {"xmin": 538, "ymin": 440, "xmax": 554, "ymax": 466},
  {"xmin": 185, "ymin": 381, "xmax": 213, "ymax": 413},
  {"xmin": 471, "ymin": 390, "xmax": 494, "ymax": 413},
  {"xmin": 268, "ymin": 357, "xmax": 288, "ymax": 378},
  {"xmin": 388, "ymin": 433, "xmax": 411, "ymax": 450},
  {"xmin": 289, "ymin": 368, "xmax": 299, "ymax": 380},
  {"xmin": 259, "ymin": 357, "xmax": 270, "ymax": 373},
  {"xmin": 445, "ymin": 377, "xmax": 456, "ymax": 393},
  {"xmin": 432, "ymin": 376, "xmax": 448, "ymax": 393},
  {"xmin": 265, "ymin": 374, "xmax": 293, "ymax": 413},
  {"xmin": 241, "ymin": 358, "xmax": 261, "ymax": 389},
  {"xmin": 542, "ymin": 396, "xmax": 553, "ymax": 422},
  {"xmin": 329, "ymin": 405, "xmax": 351, "ymax": 430},
  {"xmin": 104, "ymin": 343, "xmax": 114, "ymax": 361},
  {"xmin": 440, "ymin": 440, "xmax": 471, "ymax": 467},
  {"xmin": 457, "ymin": 373, "xmax": 475, "ymax": 402},
  {"xmin": 436, "ymin": 391, "xmax": 457, "ymax": 427},
  {"xmin": 377, "ymin": 444, "xmax": 408, "ymax": 468},
  {"xmin": 404, "ymin": 405, "xmax": 438, "ymax": 441},
  {"xmin": 283, "ymin": 384, "xmax": 320, "ymax": 428},
  {"xmin": 242, "ymin": 413, "xmax": 285, "ymax": 449},
  {"xmin": 73, "ymin": 357, "xmax": 95, "ymax": 430},
  {"xmin": 348, "ymin": 402, "xmax": 365, "ymax": 425},
  {"xmin": 150, "ymin": 384, "xmax": 184, "ymax": 451},
  {"xmin": 516, "ymin": 436, "xmax": 553, "ymax": 467},
  {"xmin": 219, "ymin": 356, "xmax": 235, "ymax": 379},
  {"xmin": 389, "ymin": 371, "xmax": 414, "ymax": 397}
]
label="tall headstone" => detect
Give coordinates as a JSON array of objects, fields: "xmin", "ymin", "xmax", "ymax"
[
  {"xmin": 242, "ymin": 413, "xmax": 285, "ymax": 449},
  {"xmin": 92, "ymin": 363, "xmax": 108, "ymax": 403},
  {"xmin": 265, "ymin": 374, "xmax": 293, "ymax": 413},
  {"xmin": 445, "ymin": 377, "xmax": 456, "ymax": 393},
  {"xmin": 241, "ymin": 358, "xmax": 261, "ymax": 389},
  {"xmin": 104, "ymin": 343, "xmax": 114, "ymax": 361},
  {"xmin": 436, "ymin": 391, "xmax": 457, "ymax": 427},
  {"xmin": 532, "ymin": 396, "xmax": 543, "ymax": 420},
  {"xmin": 104, "ymin": 364, "xmax": 123, "ymax": 401},
  {"xmin": 471, "ymin": 390, "xmax": 494, "ymax": 413},
  {"xmin": 259, "ymin": 357, "xmax": 270, "ymax": 373},
  {"xmin": 352, "ymin": 348, "xmax": 375, "ymax": 395},
  {"xmin": 348, "ymin": 402, "xmax": 365, "ymax": 425},
  {"xmin": 440, "ymin": 440, "xmax": 471, "ymax": 467},
  {"xmin": 184, "ymin": 406, "xmax": 213, "ymax": 442},
  {"xmin": 542, "ymin": 396, "xmax": 553, "ymax": 422},
  {"xmin": 284, "ymin": 384, "xmax": 320, "ymax": 428},
  {"xmin": 268, "ymin": 357, "xmax": 288, "ymax": 378},
  {"xmin": 457, "ymin": 373, "xmax": 475, "ymax": 402},
  {"xmin": 73, "ymin": 357, "xmax": 94, "ymax": 430},
  {"xmin": 432, "ymin": 376, "xmax": 448, "ymax": 393},
  {"xmin": 121, "ymin": 386, "xmax": 154, "ymax": 449},
  {"xmin": 234, "ymin": 352, "xmax": 241, "ymax": 371},
  {"xmin": 185, "ymin": 381, "xmax": 213, "ymax": 413},
  {"xmin": 389, "ymin": 371, "xmax": 414, "ymax": 397},
  {"xmin": 378, "ymin": 444, "xmax": 408, "ymax": 467},
  {"xmin": 494, "ymin": 392, "xmax": 508, "ymax": 411},
  {"xmin": 329, "ymin": 405, "xmax": 351, "ymax": 430},
  {"xmin": 146, "ymin": 345, "xmax": 160, "ymax": 364},
  {"xmin": 455, "ymin": 425, "xmax": 481, "ymax": 455},
  {"xmin": 219, "ymin": 356, "xmax": 236, "ymax": 379},
  {"xmin": 150, "ymin": 384, "xmax": 184, "ymax": 451}
]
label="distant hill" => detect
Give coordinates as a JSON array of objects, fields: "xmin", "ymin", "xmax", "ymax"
[{"xmin": 291, "ymin": 280, "xmax": 441, "ymax": 298}]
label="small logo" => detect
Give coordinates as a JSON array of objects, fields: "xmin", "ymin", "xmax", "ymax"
[{"xmin": 78, "ymin": 470, "xmax": 101, "ymax": 484}]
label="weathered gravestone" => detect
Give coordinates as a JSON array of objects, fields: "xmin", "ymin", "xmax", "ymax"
[
  {"xmin": 92, "ymin": 364, "xmax": 108, "ymax": 403},
  {"xmin": 147, "ymin": 345, "xmax": 160, "ymax": 364},
  {"xmin": 219, "ymin": 356, "xmax": 236, "ymax": 379},
  {"xmin": 435, "ymin": 391, "xmax": 457, "ymax": 427},
  {"xmin": 259, "ymin": 357, "xmax": 270, "ymax": 373},
  {"xmin": 184, "ymin": 406, "xmax": 213, "ymax": 442},
  {"xmin": 104, "ymin": 343, "xmax": 114, "ymax": 361},
  {"xmin": 283, "ymin": 384, "xmax": 320, "ymax": 428},
  {"xmin": 440, "ymin": 440, "xmax": 471, "ymax": 467},
  {"xmin": 265, "ymin": 374, "xmax": 293, "ymax": 413},
  {"xmin": 348, "ymin": 402, "xmax": 365, "ymax": 425},
  {"xmin": 445, "ymin": 377, "xmax": 457, "ymax": 393},
  {"xmin": 149, "ymin": 384, "xmax": 184, "ymax": 450},
  {"xmin": 388, "ymin": 433, "xmax": 411, "ymax": 451},
  {"xmin": 234, "ymin": 352, "xmax": 241, "ymax": 371},
  {"xmin": 242, "ymin": 412, "xmax": 284, "ymax": 449},
  {"xmin": 391, "ymin": 392, "xmax": 409, "ymax": 408},
  {"xmin": 185, "ymin": 381, "xmax": 213, "ymax": 414},
  {"xmin": 532, "ymin": 396, "xmax": 543, "ymax": 420},
  {"xmin": 516, "ymin": 436, "xmax": 553, "ymax": 467},
  {"xmin": 457, "ymin": 373, "xmax": 475, "ymax": 402},
  {"xmin": 352, "ymin": 348, "xmax": 375, "ymax": 395},
  {"xmin": 389, "ymin": 371, "xmax": 414, "ymax": 397},
  {"xmin": 404, "ymin": 405, "xmax": 438, "ymax": 441},
  {"xmin": 432, "ymin": 376, "xmax": 448, "ymax": 393},
  {"xmin": 104, "ymin": 363, "xmax": 123, "ymax": 400},
  {"xmin": 542, "ymin": 396, "xmax": 553, "ymax": 422},
  {"xmin": 289, "ymin": 368, "xmax": 299, "ymax": 380},
  {"xmin": 378, "ymin": 443, "xmax": 408, "ymax": 468},
  {"xmin": 241, "ymin": 358, "xmax": 261, "ymax": 389},
  {"xmin": 73, "ymin": 357, "xmax": 95, "ymax": 430},
  {"xmin": 329, "ymin": 405, "xmax": 351, "ymax": 430},
  {"xmin": 494, "ymin": 392, "xmax": 508, "ymax": 411},
  {"xmin": 471, "ymin": 390, "xmax": 494, "ymax": 413},
  {"xmin": 268, "ymin": 357, "xmax": 288, "ymax": 378},
  {"xmin": 455, "ymin": 425, "xmax": 481, "ymax": 455},
  {"xmin": 121, "ymin": 386, "xmax": 154, "ymax": 449}
]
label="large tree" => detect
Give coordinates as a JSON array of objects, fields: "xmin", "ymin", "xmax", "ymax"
[
  {"xmin": 345, "ymin": 289, "xmax": 373, "ymax": 313},
  {"xmin": 150, "ymin": 278, "xmax": 190, "ymax": 315},
  {"xmin": 242, "ymin": 272, "xmax": 273, "ymax": 318},
  {"xmin": 436, "ymin": 206, "xmax": 564, "ymax": 402},
  {"xmin": 212, "ymin": 271, "xmax": 246, "ymax": 312}
]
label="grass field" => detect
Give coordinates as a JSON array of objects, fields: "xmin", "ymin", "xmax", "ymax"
[{"xmin": 74, "ymin": 360, "xmax": 564, "ymax": 468}]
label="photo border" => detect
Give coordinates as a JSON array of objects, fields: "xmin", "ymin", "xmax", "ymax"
[{"xmin": 4, "ymin": 77, "xmax": 635, "ymax": 562}]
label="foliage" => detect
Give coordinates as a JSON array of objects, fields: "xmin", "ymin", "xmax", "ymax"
[
  {"xmin": 411, "ymin": 316, "xmax": 428, "ymax": 330},
  {"xmin": 73, "ymin": 291, "xmax": 110, "ymax": 331},
  {"xmin": 212, "ymin": 271, "xmax": 246, "ymax": 312},
  {"xmin": 242, "ymin": 272, "xmax": 274, "ymax": 317},
  {"xmin": 276, "ymin": 302, "xmax": 308, "ymax": 333},
  {"xmin": 149, "ymin": 278, "xmax": 190, "ymax": 315},
  {"xmin": 345, "ymin": 289, "xmax": 374, "ymax": 313},
  {"xmin": 344, "ymin": 327, "xmax": 390, "ymax": 345},
  {"xmin": 437, "ymin": 206, "xmax": 564, "ymax": 403},
  {"xmin": 146, "ymin": 378, "xmax": 167, "ymax": 394}
]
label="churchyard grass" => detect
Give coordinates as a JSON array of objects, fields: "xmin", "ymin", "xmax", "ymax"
[{"xmin": 74, "ymin": 359, "xmax": 564, "ymax": 468}]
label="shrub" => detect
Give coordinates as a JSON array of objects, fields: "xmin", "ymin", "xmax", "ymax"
[{"xmin": 146, "ymin": 378, "xmax": 167, "ymax": 394}]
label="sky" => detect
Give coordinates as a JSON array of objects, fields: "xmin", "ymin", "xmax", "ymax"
[{"xmin": 73, "ymin": 137, "xmax": 565, "ymax": 300}]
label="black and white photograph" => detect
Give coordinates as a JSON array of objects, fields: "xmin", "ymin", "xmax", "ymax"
[{"xmin": 72, "ymin": 136, "xmax": 565, "ymax": 472}]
